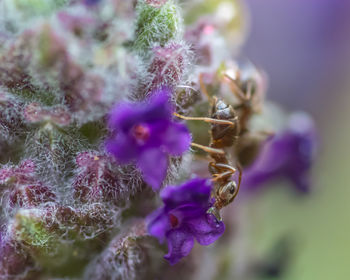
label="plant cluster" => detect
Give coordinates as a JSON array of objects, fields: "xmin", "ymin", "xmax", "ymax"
[{"xmin": 0, "ymin": 0, "xmax": 317, "ymax": 279}]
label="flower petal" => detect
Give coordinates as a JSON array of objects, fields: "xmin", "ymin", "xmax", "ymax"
[
  {"xmin": 147, "ymin": 208, "xmax": 170, "ymax": 243},
  {"xmin": 287, "ymin": 170, "xmax": 311, "ymax": 193},
  {"xmin": 107, "ymin": 88, "xmax": 172, "ymax": 133},
  {"xmin": 164, "ymin": 228, "xmax": 194, "ymax": 265},
  {"xmin": 138, "ymin": 149, "xmax": 168, "ymax": 190},
  {"xmin": 161, "ymin": 178, "xmax": 212, "ymax": 211},
  {"xmin": 146, "ymin": 87, "xmax": 173, "ymax": 122},
  {"xmin": 108, "ymin": 103, "xmax": 143, "ymax": 133},
  {"xmin": 105, "ymin": 134, "xmax": 138, "ymax": 163},
  {"xmin": 163, "ymin": 122, "xmax": 191, "ymax": 156},
  {"xmin": 243, "ymin": 112, "xmax": 317, "ymax": 194},
  {"xmin": 187, "ymin": 214, "xmax": 225, "ymax": 246}
]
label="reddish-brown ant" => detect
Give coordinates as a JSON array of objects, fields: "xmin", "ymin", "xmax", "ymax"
[
  {"xmin": 174, "ymin": 62, "xmax": 267, "ymax": 219},
  {"xmin": 175, "ymin": 81, "xmax": 243, "ymax": 220}
]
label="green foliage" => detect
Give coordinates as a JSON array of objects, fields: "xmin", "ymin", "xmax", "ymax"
[
  {"xmin": 13, "ymin": 0, "xmax": 69, "ymax": 18},
  {"xmin": 14, "ymin": 209, "xmax": 56, "ymax": 250},
  {"xmin": 134, "ymin": 0, "xmax": 182, "ymax": 55}
]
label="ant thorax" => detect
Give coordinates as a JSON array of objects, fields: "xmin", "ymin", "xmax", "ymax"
[{"xmin": 210, "ymin": 98, "xmax": 240, "ymax": 149}]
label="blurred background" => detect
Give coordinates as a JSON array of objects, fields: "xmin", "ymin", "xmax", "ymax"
[{"xmin": 237, "ymin": 0, "xmax": 350, "ymax": 279}]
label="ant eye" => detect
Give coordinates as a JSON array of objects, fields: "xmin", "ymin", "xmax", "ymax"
[
  {"xmin": 228, "ymin": 182, "xmax": 237, "ymax": 195},
  {"xmin": 220, "ymin": 182, "xmax": 237, "ymax": 201}
]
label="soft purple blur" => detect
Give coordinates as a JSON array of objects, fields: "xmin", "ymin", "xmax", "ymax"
[
  {"xmin": 243, "ymin": 0, "xmax": 350, "ymax": 111},
  {"xmin": 242, "ymin": 112, "xmax": 317, "ymax": 194}
]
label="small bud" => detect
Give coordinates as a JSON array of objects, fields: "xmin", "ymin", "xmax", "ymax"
[
  {"xmin": 12, "ymin": 208, "xmax": 57, "ymax": 252},
  {"xmin": 0, "ymin": 233, "xmax": 37, "ymax": 278},
  {"xmin": 0, "ymin": 160, "xmax": 36, "ymax": 185},
  {"xmin": 134, "ymin": 0, "xmax": 182, "ymax": 55},
  {"xmin": 0, "ymin": 160, "xmax": 56, "ymax": 215},
  {"xmin": 24, "ymin": 123, "xmax": 83, "ymax": 185},
  {"xmin": 145, "ymin": 0, "xmax": 168, "ymax": 8},
  {"xmin": 33, "ymin": 25, "xmax": 105, "ymax": 113},
  {"xmin": 57, "ymin": 11, "xmax": 96, "ymax": 38},
  {"xmin": 24, "ymin": 103, "xmax": 71, "ymax": 127},
  {"xmin": 185, "ymin": 19, "xmax": 218, "ymax": 66},
  {"xmin": 0, "ymin": 31, "xmax": 34, "ymax": 89},
  {"xmin": 84, "ymin": 221, "xmax": 162, "ymax": 280},
  {"xmin": 9, "ymin": 203, "xmax": 119, "ymax": 271},
  {"xmin": 73, "ymin": 151, "xmax": 129, "ymax": 205},
  {"xmin": 146, "ymin": 42, "xmax": 188, "ymax": 93},
  {"xmin": 0, "ymin": 91, "xmax": 25, "ymax": 140}
]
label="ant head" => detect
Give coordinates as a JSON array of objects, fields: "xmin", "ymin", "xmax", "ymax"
[
  {"xmin": 218, "ymin": 181, "xmax": 237, "ymax": 204},
  {"xmin": 212, "ymin": 98, "xmax": 237, "ymax": 119}
]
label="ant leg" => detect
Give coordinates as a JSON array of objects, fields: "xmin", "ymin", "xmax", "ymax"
[
  {"xmin": 245, "ymin": 80, "xmax": 253, "ymax": 101},
  {"xmin": 191, "ymin": 143, "xmax": 225, "ymax": 155},
  {"xmin": 174, "ymin": 112, "xmax": 237, "ymax": 127},
  {"xmin": 209, "ymin": 162, "xmax": 236, "ymax": 181},
  {"xmin": 212, "ymin": 171, "xmax": 234, "ymax": 182},
  {"xmin": 223, "ymin": 74, "xmax": 248, "ymax": 102},
  {"xmin": 199, "ymin": 73, "xmax": 213, "ymax": 103},
  {"xmin": 211, "ymin": 162, "xmax": 237, "ymax": 173},
  {"xmin": 231, "ymin": 163, "xmax": 242, "ymax": 200},
  {"xmin": 176, "ymin": 85, "xmax": 200, "ymax": 94}
]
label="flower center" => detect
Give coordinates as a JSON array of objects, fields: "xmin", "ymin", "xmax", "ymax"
[
  {"xmin": 131, "ymin": 124, "xmax": 150, "ymax": 144},
  {"xmin": 169, "ymin": 213, "xmax": 179, "ymax": 228}
]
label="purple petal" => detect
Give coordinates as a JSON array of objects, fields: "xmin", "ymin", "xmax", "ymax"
[
  {"xmin": 108, "ymin": 89, "xmax": 173, "ymax": 133},
  {"xmin": 170, "ymin": 204, "xmax": 208, "ymax": 221},
  {"xmin": 107, "ymin": 103, "xmax": 144, "ymax": 133},
  {"xmin": 287, "ymin": 170, "xmax": 311, "ymax": 193},
  {"xmin": 147, "ymin": 208, "xmax": 171, "ymax": 243},
  {"xmin": 186, "ymin": 214, "xmax": 225, "ymax": 246},
  {"xmin": 164, "ymin": 228, "xmax": 194, "ymax": 265},
  {"xmin": 105, "ymin": 134, "xmax": 138, "ymax": 163},
  {"xmin": 243, "ymin": 112, "xmax": 317, "ymax": 194},
  {"xmin": 138, "ymin": 149, "xmax": 168, "ymax": 190},
  {"xmin": 144, "ymin": 120, "xmax": 171, "ymax": 148},
  {"xmin": 163, "ymin": 122, "xmax": 191, "ymax": 156},
  {"xmin": 161, "ymin": 178, "xmax": 212, "ymax": 210},
  {"xmin": 83, "ymin": 0, "xmax": 101, "ymax": 6}
]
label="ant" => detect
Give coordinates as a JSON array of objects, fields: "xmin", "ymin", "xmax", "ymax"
[
  {"xmin": 174, "ymin": 81, "xmax": 243, "ymax": 220},
  {"xmin": 174, "ymin": 62, "xmax": 266, "ymax": 219}
]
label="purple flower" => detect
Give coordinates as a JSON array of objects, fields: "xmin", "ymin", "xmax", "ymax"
[
  {"xmin": 83, "ymin": 0, "xmax": 101, "ymax": 6},
  {"xmin": 147, "ymin": 178, "xmax": 225, "ymax": 265},
  {"xmin": 243, "ymin": 112, "xmax": 317, "ymax": 193},
  {"xmin": 105, "ymin": 87, "xmax": 191, "ymax": 190}
]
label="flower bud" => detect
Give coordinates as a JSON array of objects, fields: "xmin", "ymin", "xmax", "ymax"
[
  {"xmin": 0, "ymin": 160, "xmax": 56, "ymax": 215},
  {"xmin": 134, "ymin": 0, "xmax": 182, "ymax": 55},
  {"xmin": 146, "ymin": 42, "xmax": 189, "ymax": 93},
  {"xmin": 84, "ymin": 222, "xmax": 162, "ymax": 280},
  {"xmin": 73, "ymin": 151, "xmax": 124, "ymax": 204}
]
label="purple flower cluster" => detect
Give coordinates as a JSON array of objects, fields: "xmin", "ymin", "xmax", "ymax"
[
  {"xmin": 105, "ymin": 87, "xmax": 191, "ymax": 190},
  {"xmin": 147, "ymin": 178, "xmax": 225, "ymax": 265},
  {"xmin": 105, "ymin": 88, "xmax": 225, "ymax": 265}
]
